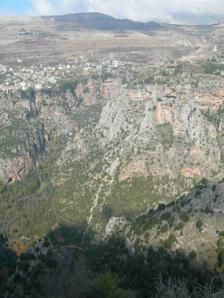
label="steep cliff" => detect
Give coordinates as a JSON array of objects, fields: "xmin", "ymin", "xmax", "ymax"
[{"xmin": 0, "ymin": 66, "xmax": 224, "ymax": 258}]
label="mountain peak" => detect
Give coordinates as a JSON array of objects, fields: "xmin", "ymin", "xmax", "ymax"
[{"xmin": 46, "ymin": 12, "xmax": 161, "ymax": 31}]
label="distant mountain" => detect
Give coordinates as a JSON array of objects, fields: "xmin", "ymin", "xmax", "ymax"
[
  {"xmin": 171, "ymin": 12, "xmax": 224, "ymax": 25},
  {"xmin": 45, "ymin": 12, "xmax": 161, "ymax": 31}
]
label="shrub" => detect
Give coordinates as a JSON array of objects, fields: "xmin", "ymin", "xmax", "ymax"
[
  {"xmin": 212, "ymin": 185, "xmax": 217, "ymax": 192},
  {"xmin": 205, "ymin": 206, "xmax": 214, "ymax": 215},
  {"xmin": 196, "ymin": 220, "xmax": 203, "ymax": 231},
  {"xmin": 180, "ymin": 212, "xmax": 190, "ymax": 223},
  {"xmin": 163, "ymin": 234, "xmax": 177, "ymax": 249},
  {"xmin": 160, "ymin": 224, "xmax": 168, "ymax": 233},
  {"xmin": 175, "ymin": 222, "xmax": 184, "ymax": 231},
  {"xmin": 161, "ymin": 212, "xmax": 172, "ymax": 221},
  {"xmin": 94, "ymin": 272, "xmax": 118, "ymax": 297},
  {"xmin": 204, "ymin": 62, "xmax": 224, "ymax": 75},
  {"xmin": 58, "ymin": 80, "xmax": 78, "ymax": 94},
  {"xmin": 200, "ymin": 178, "xmax": 209, "ymax": 187},
  {"xmin": 189, "ymin": 250, "xmax": 197, "ymax": 260}
]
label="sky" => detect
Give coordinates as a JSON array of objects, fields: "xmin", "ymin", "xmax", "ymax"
[{"xmin": 0, "ymin": 0, "xmax": 224, "ymax": 24}]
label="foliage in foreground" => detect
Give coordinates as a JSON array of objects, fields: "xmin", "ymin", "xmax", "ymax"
[{"xmin": 2, "ymin": 226, "xmax": 224, "ymax": 298}]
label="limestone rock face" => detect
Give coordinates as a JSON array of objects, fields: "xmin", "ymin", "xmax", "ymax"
[
  {"xmin": 95, "ymin": 83, "xmax": 222, "ymax": 181},
  {"xmin": 0, "ymin": 75, "xmax": 223, "ymax": 190},
  {"xmin": 0, "ymin": 70, "xmax": 224, "ymax": 251},
  {"xmin": 0, "ymin": 92, "xmax": 47, "ymax": 183}
]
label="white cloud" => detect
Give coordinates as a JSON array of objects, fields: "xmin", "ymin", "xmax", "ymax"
[
  {"xmin": 29, "ymin": 0, "xmax": 89, "ymax": 15},
  {"xmin": 30, "ymin": 0, "xmax": 54, "ymax": 15},
  {"xmin": 29, "ymin": 0, "xmax": 224, "ymax": 23}
]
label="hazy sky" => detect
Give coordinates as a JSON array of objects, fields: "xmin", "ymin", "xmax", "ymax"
[{"xmin": 0, "ymin": 0, "xmax": 224, "ymax": 24}]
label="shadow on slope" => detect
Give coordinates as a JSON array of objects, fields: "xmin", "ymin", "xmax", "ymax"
[
  {"xmin": 0, "ymin": 234, "xmax": 17, "ymax": 297},
  {"xmin": 4, "ymin": 224, "xmax": 224, "ymax": 298},
  {"xmin": 1, "ymin": 176, "xmax": 224, "ymax": 297}
]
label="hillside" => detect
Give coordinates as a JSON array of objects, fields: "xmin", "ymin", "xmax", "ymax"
[
  {"xmin": 47, "ymin": 12, "xmax": 162, "ymax": 31},
  {"xmin": 1, "ymin": 12, "xmax": 224, "ymax": 297}
]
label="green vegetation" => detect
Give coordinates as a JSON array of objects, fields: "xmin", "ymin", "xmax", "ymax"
[
  {"xmin": 175, "ymin": 222, "xmax": 184, "ymax": 231},
  {"xmin": 90, "ymin": 272, "xmax": 136, "ymax": 298},
  {"xmin": 203, "ymin": 62, "xmax": 224, "ymax": 75},
  {"xmin": 107, "ymin": 176, "xmax": 170, "ymax": 217},
  {"xmin": 1, "ymin": 55, "xmax": 224, "ymax": 297},
  {"xmin": 0, "ymin": 134, "xmax": 61, "ymax": 246},
  {"xmin": 0, "ymin": 235, "xmax": 17, "ymax": 294},
  {"xmin": 189, "ymin": 250, "xmax": 197, "ymax": 260},
  {"xmin": 0, "ymin": 121, "xmax": 29, "ymax": 158},
  {"xmin": 69, "ymin": 103, "xmax": 103, "ymax": 128},
  {"xmin": 1, "ymin": 172, "xmax": 40, "ymax": 197},
  {"xmin": 196, "ymin": 219, "xmax": 203, "ymax": 232},
  {"xmin": 160, "ymin": 224, "xmax": 168, "ymax": 233},
  {"xmin": 161, "ymin": 211, "xmax": 172, "ymax": 221},
  {"xmin": 20, "ymin": 88, "xmax": 35, "ymax": 101},
  {"xmin": 163, "ymin": 233, "xmax": 177, "ymax": 249},
  {"xmin": 156, "ymin": 123, "xmax": 174, "ymax": 150},
  {"xmin": 217, "ymin": 234, "xmax": 224, "ymax": 272},
  {"xmin": 180, "ymin": 212, "xmax": 190, "ymax": 223},
  {"xmin": 193, "ymin": 177, "xmax": 209, "ymax": 197},
  {"xmin": 174, "ymin": 63, "xmax": 184, "ymax": 75},
  {"xmin": 57, "ymin": 79, "xmax": 79, "ymax": 94},
  {"xmin": 0, "ymin": 120, "xmax": 44, "ymax": 158},
  {"xmin": 6, "ymin": 230, "xmax": 224, "ymax": 298},
  {"xmin": 132, "ymin": 210, "xmax": 160, "ymax": 235},
  {"xmin": 47, "ymin": 233, "xmax": 224, "ymax": 297}
]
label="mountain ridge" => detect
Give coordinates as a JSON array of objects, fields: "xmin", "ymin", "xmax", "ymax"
[{"xmin": 44, "ymin": 12, "xmax": 162, "ymax": 31}]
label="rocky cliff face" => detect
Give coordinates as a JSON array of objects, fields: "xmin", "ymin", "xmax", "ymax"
[
  {"xmin": 0, "ymin": 91, "xmax": 47, "ymax": 183},
  {"xmin": 0, "ymin": 63, "xmax": 224, "ymax": 262},
  {"xmin": 3, "ymin": 15, "xmax": 224, "ymax": 297}
]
